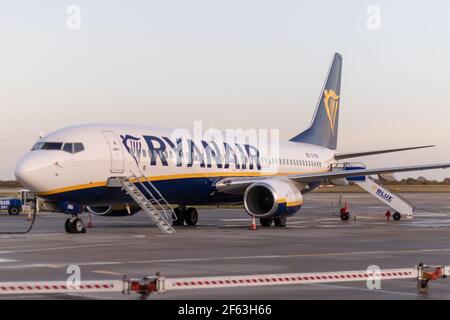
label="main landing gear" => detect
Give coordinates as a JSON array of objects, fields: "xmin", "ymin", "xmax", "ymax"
[
  {"xmin": 173, "ymin": 206, "xmax": 198, "ymax": 226},
  {"xmin": 260, "ymin": 217, "xmax": 287, "ymax": 228},
  {"xmin": 65, "ymin": 216, "xmax": 86, "ymax": 234}
]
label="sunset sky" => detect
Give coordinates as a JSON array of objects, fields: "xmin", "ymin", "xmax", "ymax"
[{"xmin": 1, "ymin": 0, "xmax": 449, "ymax": 180}]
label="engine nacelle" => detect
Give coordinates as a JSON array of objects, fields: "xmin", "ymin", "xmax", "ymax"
[
  {"xmin": 86, "ymin": 205, "xmax": 112, "ymax": 215},
  {"xmin": 243, "ymin": 179, "xmax": 303, "ymax": 218},
  {"xmin": 86, "ymin": 205, "xmax": 140, "ymax": 216}
]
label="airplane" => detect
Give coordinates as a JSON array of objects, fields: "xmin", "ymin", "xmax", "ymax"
[{"xmin": 14, "ymin": 53, "xmax": 450, "ymax": 233}]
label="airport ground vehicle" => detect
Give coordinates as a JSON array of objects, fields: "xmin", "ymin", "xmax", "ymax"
[{"xmin": 0, "ymin": 189, "xmax": 34, "ymax": 215}]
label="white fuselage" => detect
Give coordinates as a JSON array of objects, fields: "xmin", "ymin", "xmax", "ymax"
[{"xmin": 15, "ymin": 124, "xmax": 335, "ymax": 206}]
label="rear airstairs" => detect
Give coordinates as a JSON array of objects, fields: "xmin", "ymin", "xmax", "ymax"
[
  {"xmin": 341, "ymin": 163, "xmax": 415, "ymax": 219},
  {"xmin": 107, "ymin": 171, "xmax": 177, "ymax": 234}
]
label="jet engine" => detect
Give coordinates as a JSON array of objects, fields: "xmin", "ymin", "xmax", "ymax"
[{"xmin": 243, "ymin": 179, "xmax": 303, "ymax": 218}]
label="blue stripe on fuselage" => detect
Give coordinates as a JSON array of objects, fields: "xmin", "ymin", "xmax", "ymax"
[{"xmin": 42, "ymin": 177, "xmax": 242, "ymax": 206}]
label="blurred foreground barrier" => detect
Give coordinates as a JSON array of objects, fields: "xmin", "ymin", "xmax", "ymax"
[{"xmin": 0, "ymin": 263, "xmax": 447, "ymax": 299}]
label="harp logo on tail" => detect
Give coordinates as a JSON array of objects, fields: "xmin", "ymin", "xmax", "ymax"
[{"xmin": 323, "ymin": 89, "xmax": 340, "ymax": 133}]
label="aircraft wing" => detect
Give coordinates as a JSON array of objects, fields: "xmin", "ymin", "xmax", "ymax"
[
  {"xmin": 215, "ymin": 163, "xmax": 450, "ymax": 193},
  {"xmin": 288, "ymin": 163, "xmax": 450, "ymax": 183},
  {"xmin": 334, "ymin": 145, "xmax": 434, "ymax": 160}
]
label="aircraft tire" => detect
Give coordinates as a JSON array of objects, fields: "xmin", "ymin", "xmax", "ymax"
[
  {"xmin": 185, "ymin": 207, "xmax": 198, "ymax": 226},
  {"xmin": 65, "ymin": 217, "xmax": 86, "ymax": 233},
  {"xmin": 64, "ymin": 218, "xmax": 73, "ymax": 233},
  {"xmin": 173, "ymin": 207, "xmax": 185, "ymax": 226},
  {"xmin": 72, "ymin": 218, "xmax": 86, "ymax": 233},
  {"xmin": 260, "ymin": 218, "xmax": 273, "ymax": 227},
  {"xmin": 274, "ymin": 216, "xmax": 287, "ymax": 227}
]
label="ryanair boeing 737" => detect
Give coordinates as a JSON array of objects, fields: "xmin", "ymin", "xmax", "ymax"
[{"xmin": 14, "ymin": 53, "xmax": 450, "ymax": 233}]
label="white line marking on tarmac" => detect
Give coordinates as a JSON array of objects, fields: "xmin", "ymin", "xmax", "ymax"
[
  {"xmin": 3, "ymin": 247, "xmax": 450, "ymax": 270},
  {"xmin": 0, "ymin": 258, "xmax": 17, "ymax": 263},
  {"xmin": 92, "ymin": 270, "xmax": 124, "ymax": 276},
  {"xmin": 310, "ymin": 283, "xmax": 420, "ymax": 297},
  {"xmin": 221, "ymin": 219, "xmax": 251, "ymax": 222}
]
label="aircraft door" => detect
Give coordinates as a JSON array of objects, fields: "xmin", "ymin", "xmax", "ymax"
[{"xmin": 102, "ymin": 131, "xmax": 125, "ymax": 173}]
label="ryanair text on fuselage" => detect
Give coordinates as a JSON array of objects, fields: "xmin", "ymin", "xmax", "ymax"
[{"xmin": 120, "ymin": 134, "xmax": 262, "ymax": 170}]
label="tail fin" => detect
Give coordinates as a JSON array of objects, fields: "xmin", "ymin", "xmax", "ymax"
[{"xmin": 290, "ymin": 53, "xmax": 343, "ymax": 150}]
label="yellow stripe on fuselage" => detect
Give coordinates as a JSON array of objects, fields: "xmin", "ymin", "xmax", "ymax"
[
  {"xmin": 286, "ymin": 201, "xmax": 303, "ymax": 207},
  {"xmin": 276, "ymin": 198, "xmax": 303, "ymax": 207},
  {"xmin": 36, "ymin": 169, "xmax": 329, "ymax": 196}
]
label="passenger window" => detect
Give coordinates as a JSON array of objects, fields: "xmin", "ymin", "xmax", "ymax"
[
  {"xmin": 73, "ymin": 143, "xmax": 85, "ymax": 153},
  {"xmin": 63, "ymin": 143, "xmax": 74, "ymax": 153}
]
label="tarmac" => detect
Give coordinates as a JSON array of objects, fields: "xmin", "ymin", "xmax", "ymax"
[{"xmin": 0, "ymin": 192, "xmax": 449, "ymax": 300}]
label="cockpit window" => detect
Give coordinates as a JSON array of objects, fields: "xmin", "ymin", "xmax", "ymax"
[
  {"xmin": 74, "ymin": 143, "xmax": 84, "ymax": 153},
  {"xmin": 31, "ymin": 142, "xmax": 63, "ymax": 151},
  {"xmin": 31, "ymin": 142, "xmax": 84, "ymax": 153},
  {"xmin": 63, "ymin": 143, "xmax": 74, "ymax": 153},
  {"xmin": 62, "ymin": 142, "xmax": 85, "ymax": 154}
]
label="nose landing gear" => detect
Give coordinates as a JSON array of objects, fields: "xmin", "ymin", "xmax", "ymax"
[{"xmin": 65, "ymin": 216, "xmax": 86, "ymax": 234}]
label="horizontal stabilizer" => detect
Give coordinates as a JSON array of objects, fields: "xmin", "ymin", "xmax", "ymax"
[{"xmin": 334, "ymin": 145, "xmax": 434, "ymax": 160}]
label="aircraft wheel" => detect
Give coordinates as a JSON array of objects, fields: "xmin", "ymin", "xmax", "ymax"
[
  {"xmin": 393, "ymin": 212, "xmax": 401, "ymax": 221},
  {"xmin": 185, "ymin": 207, "xmax": 198, "ymax": 226},
  {"xmin": 260, "ymin": 218, "xmax": 273, "ymax": 227},
  {"xmin": 64, "ymin": 218, "xmax": 74, "ymax": 233},
  {"xmin": 274, "ymin": 216, "xmax": 287, "ymax": 227},
  {"xmin": 72, "ymin": 218, "xmax": 86, "ymax": 233},
  {"xmin": 65, "ymin": 217, "xmax": 86, "ymax": 234},
  {"xmin": 173, "ymin": 207, "xmax": 185, "ymax": 226},
  {"xmin": 340, "ymin": 213, "xmax": 350, "ymax": 221}
]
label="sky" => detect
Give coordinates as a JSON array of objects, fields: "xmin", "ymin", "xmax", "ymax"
[{"xmin": 0, "ymin": 0, "xmax": 449, "ymax": 180}]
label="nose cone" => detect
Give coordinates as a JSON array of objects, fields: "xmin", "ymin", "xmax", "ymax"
[{"xmin": 15, "ymin": 154, "xmax": 43, "ymax": 191}]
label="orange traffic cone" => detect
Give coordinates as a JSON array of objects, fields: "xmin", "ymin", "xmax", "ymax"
[
  {"xmin": 343, "ymin": 202, "xmax": 350, "ymax": 214},
  {"xmin": 249, "ymin": 216, "xmax": 257, "ymax": 231},
  {"xmin": 86, "ymin": 213, "xmax": 94, "ymax": 228}
]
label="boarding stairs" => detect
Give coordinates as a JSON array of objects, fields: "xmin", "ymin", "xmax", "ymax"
[
  {"xmin": 352, "ymin": 176, "xmax": 414, "ymax": 219},
  {"xmin": 113, "ymin": 171, "xmax": 176, "ymax": 234},
  {"xmin": 341, "ymin": 163, "xmax": 414, "ymax": 219}
]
